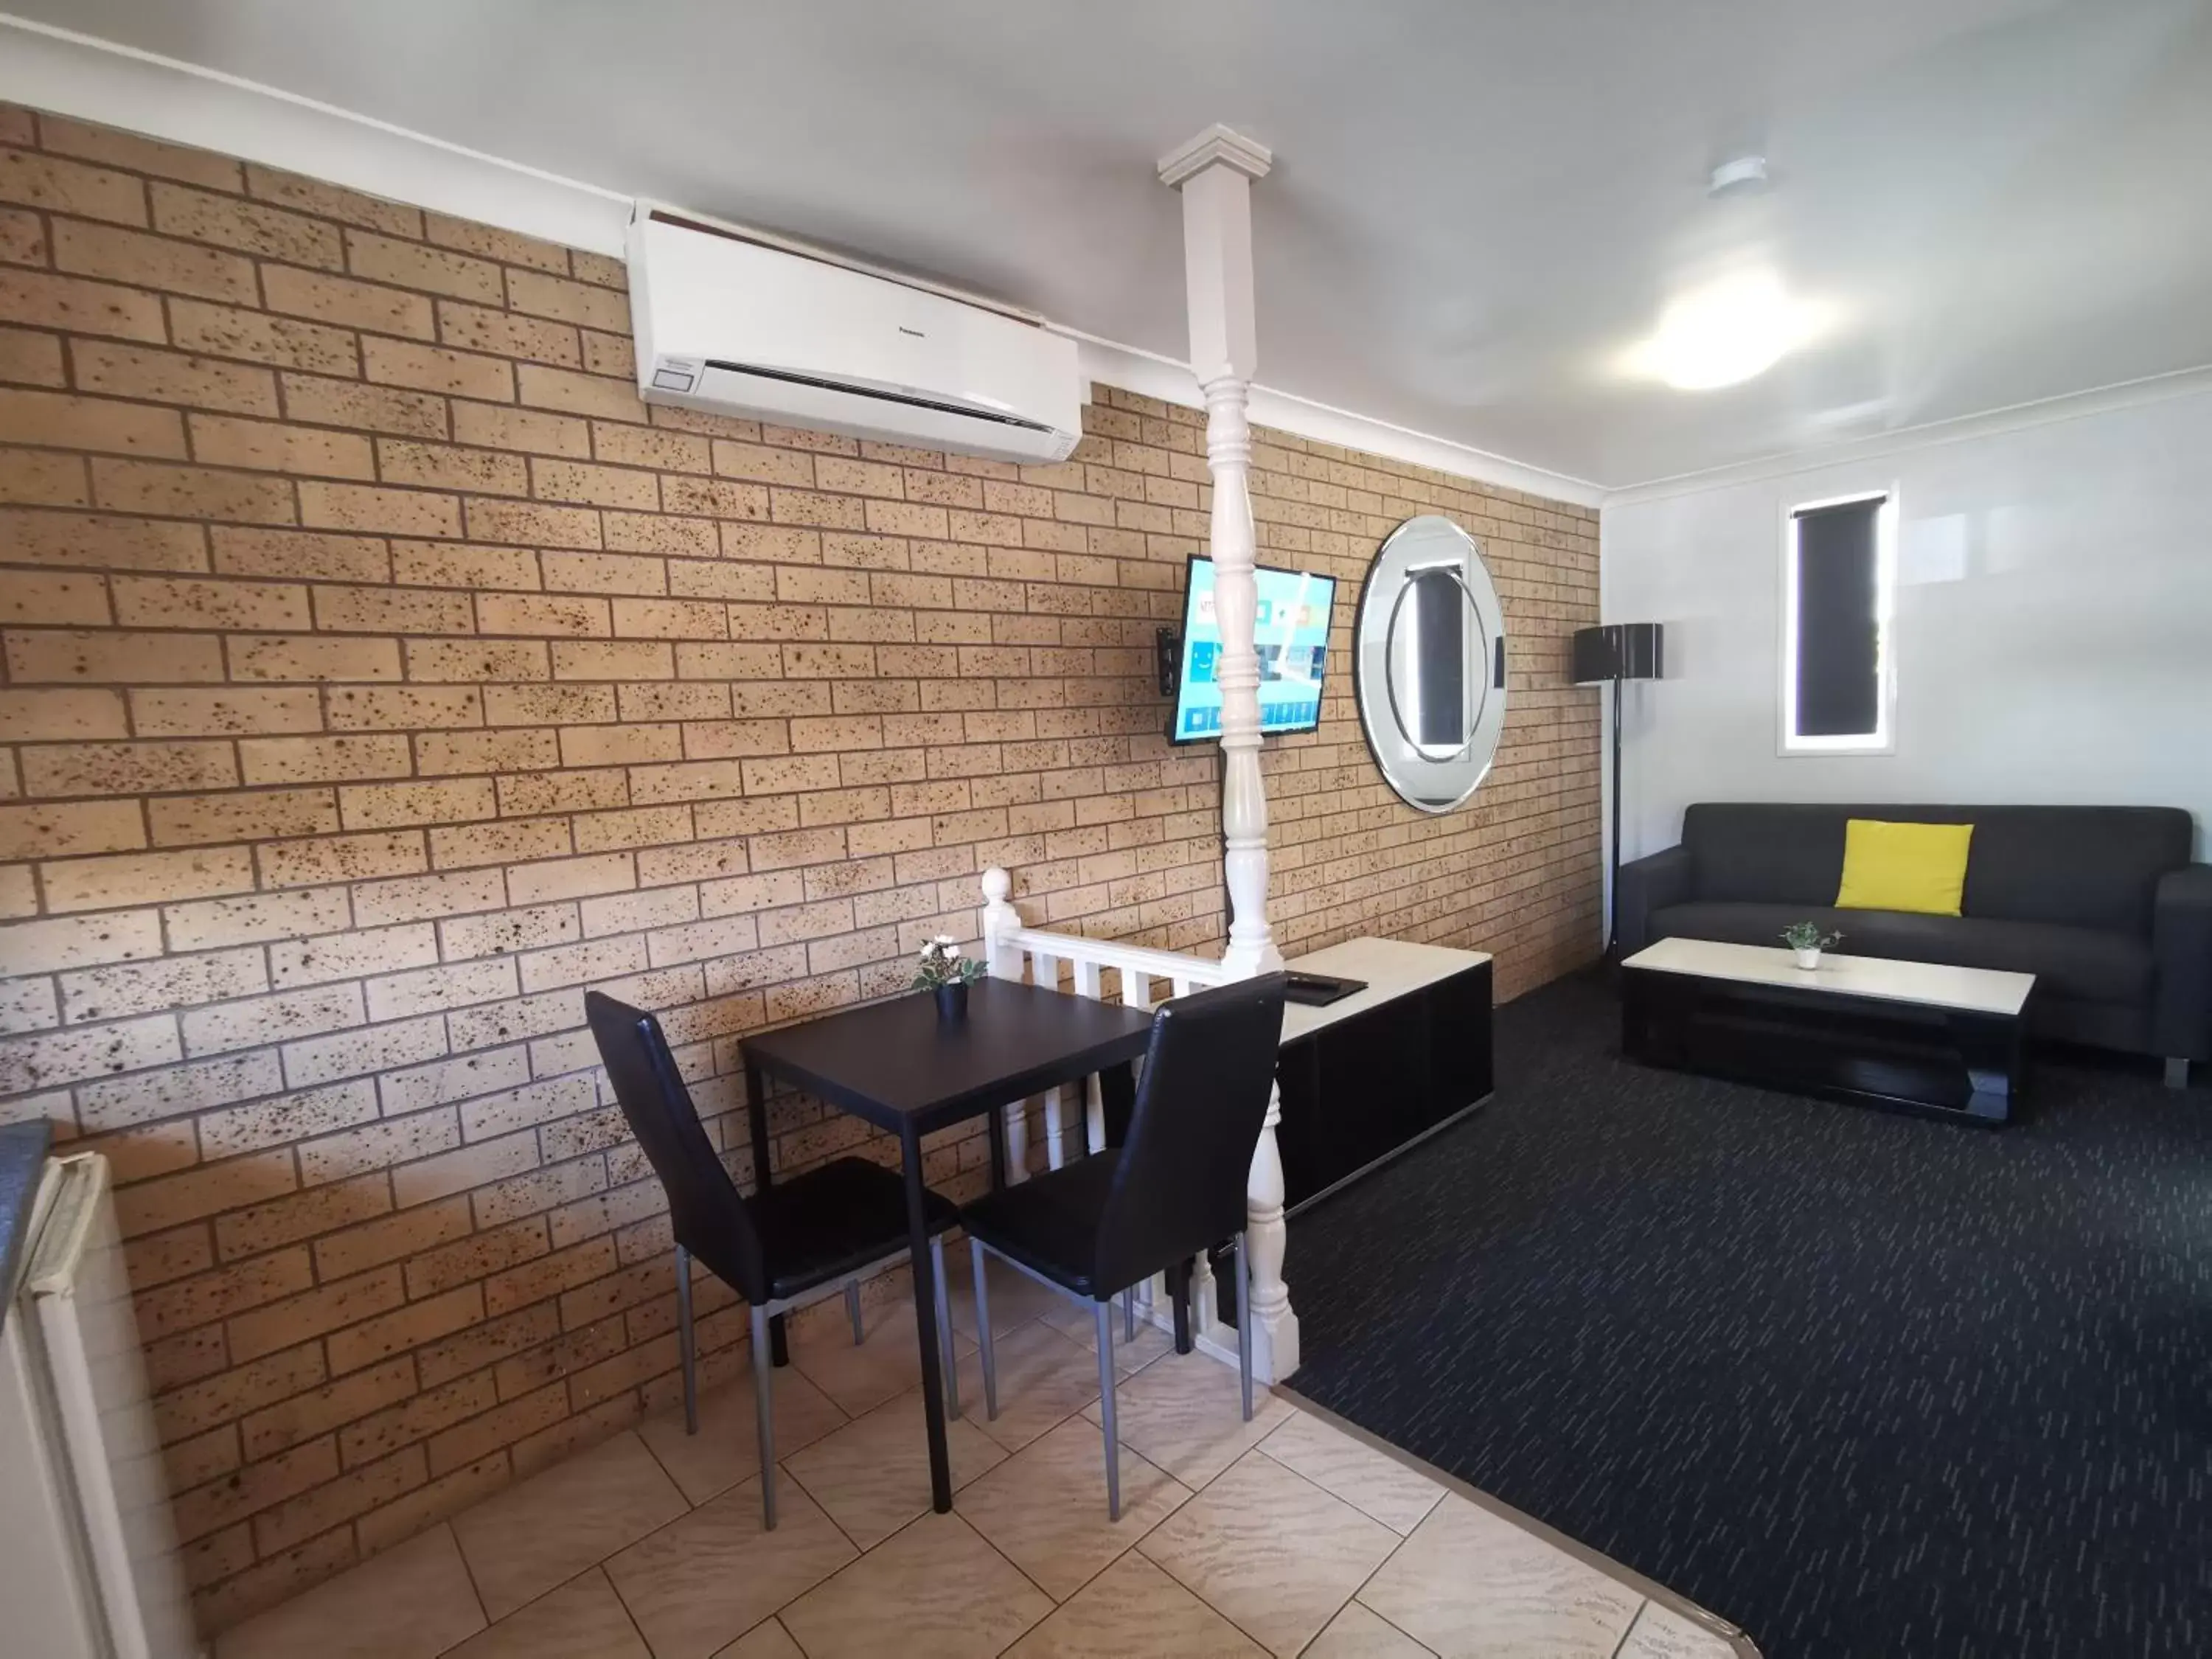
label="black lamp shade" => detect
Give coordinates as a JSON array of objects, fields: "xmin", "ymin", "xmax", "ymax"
[{"xmin": 1571, "ymin": 622, "xmax": 1663, "ymax": 685}]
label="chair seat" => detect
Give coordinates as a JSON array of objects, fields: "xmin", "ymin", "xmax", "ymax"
[
  {"xmin": 745, "ymin": 1156, "xmax": 959, "ymax": 1302},
  {"xmin": 960, "ymin": 1150, "xmax": 1121, "ymax": 1299}
]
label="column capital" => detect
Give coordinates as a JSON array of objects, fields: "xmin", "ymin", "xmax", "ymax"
[
  {"xmin": 1161, "ymin": 125, "xmax": 1270, "ymax": 396},
  {"xmin": 1156, "ymin": 125, "xmax": 1273, "ymax": 188}
]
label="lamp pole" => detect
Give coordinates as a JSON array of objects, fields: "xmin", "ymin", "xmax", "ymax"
[
  {"xmin": 1571, "ymin": 622, "xmax": 1662, "ymax": 959},
  {"xmin": 1609, "ymin": 672, "xmax": 1624, "ymax": 956}
]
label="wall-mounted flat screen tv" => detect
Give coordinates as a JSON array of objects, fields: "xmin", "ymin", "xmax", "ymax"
[{"xmin": 1169, "ymin": 555, "xmax": 1337, "ymax": 743}]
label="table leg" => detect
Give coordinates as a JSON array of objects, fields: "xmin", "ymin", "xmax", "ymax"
[
  {"xmin": 743, "ymin": 1057, "xmax": 788, "ymax": 1366},
  {"xmin": 902, "ymin": 1123, "xmax": 954, "ymax": 1512},
  {"xmin": 1951, "ymin": 1009, "xmax": 2023, "ymax": 1124},
  {"xmin": 1619, "ymin": 968, "xmax": 1689, "ymax": 1069},
  {"xmin": 1098, "ymin": 1061, "xmax": 1135, "ymax": 1148},
  {"xmin": 987, "ymin": 1099, "xmax": 1009, "ymax": 1192}
]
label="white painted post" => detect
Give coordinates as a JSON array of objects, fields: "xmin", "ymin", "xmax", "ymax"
[
  {"xmin": 1073, "ymin": 958, "xmax": 1107, "ymax": 1155},
  {"xmin": 1161, "ymin": 127, "xmax": 1283, "ymax": 984},
  {"xmin": 1032, "ymin": 947, "xmax": 1064, "ymax": 1171},
  {"xmin": 1242, "ymin": 1080, "xmax": 1294, "ymax": 1377},
  {"xmin": 1045, "ymin": 1085, "xmax": 1075, "ymax": 1169},
  {"xmin": 978, "ymin": 866, "xmax": 1029, "ymax": 1183},
  {"xmin": 980, "ymin": 866, "xmax": 1022, "ymax": 979},
  {"xmin": 1160, "ymin": 125, "xmax": 1298, "ymax": 1382}
]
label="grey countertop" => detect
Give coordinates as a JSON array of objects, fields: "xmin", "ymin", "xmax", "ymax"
[{"xmin": 0, "ymin": 1120, "xmax": 53, "ymax": 1326}]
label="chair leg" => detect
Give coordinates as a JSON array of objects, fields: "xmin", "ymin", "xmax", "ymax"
[
  {"xmin": 751, "ymin": 1304, "xmax": 777, "ymax": 1530},
  {"xmin": 674, "ymin": 1245, "xmax": 698, "ymax": 1436},
  {"xmin": 1234, "ymin": 1231, "xmax": 1253, "ymax": 1422},
  {"xmin": 846, "ymin": 1278, "xmax": 864, "ymax": 1346},
  {"xmin": 1170, "ymin": 1259, "xmax": 1192, "ymax": 1354},
  {"xmin": 1093, "ymin": 1298, "xmax": 1120, "ymax": 1521},
  {"xmin": 931, "ymin": 1234, "xmax": 960, "ymax": 1419},
  {"xmin": 971, "ymin": 1237, "xmax": 998, "ymax": 1420},
  {"xmin": 1122, "ymin": 1284, "xmax": 1134, "ymax": 1343},
  {"xmin": 2168, "ymin": 1057, "xmax": 2191, "ymax": 1090}
]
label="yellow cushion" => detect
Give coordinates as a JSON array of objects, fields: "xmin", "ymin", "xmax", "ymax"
[{"xmin": 1834, "ymin": 819, "xmax": 1973, "ymax": 917}]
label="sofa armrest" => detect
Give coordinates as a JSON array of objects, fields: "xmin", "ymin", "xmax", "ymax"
[
  {"xmin": 1615, "ymin": 844, "xmax": 1693, "ymax": 955},
  {"xmin": 2154, "ymin": 863, "xmax": 2212, "ymax": 1062}
]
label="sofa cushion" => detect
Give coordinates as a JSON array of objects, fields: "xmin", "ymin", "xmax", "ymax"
[
  {"xmin": 1683, "ymin": 806, "xmax": 1851, "ymax": 908},
  {"xmin": 1680, "ymin": 803, "xmax": 2191, "ymax": 933},
  {"xmin": 1959, "ymin": 810, "xmax": 2188, "ymax": 933},
  {"xmin": 1648, "ymin": 901, "xmax": 2154, "ymax": 1006},
  {"xmin": 1834, "ymin": 818, "xmax": 1972, "ymax": 916}
]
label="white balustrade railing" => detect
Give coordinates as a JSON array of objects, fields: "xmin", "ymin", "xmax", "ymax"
[{"xmin": 978, "ymin": 866, "xmax": 1297, "ymax": 1383}]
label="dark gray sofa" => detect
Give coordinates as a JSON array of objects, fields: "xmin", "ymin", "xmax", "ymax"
[{"xmin": 1616, "ymin": 803, "xmax": 2212, "ymax": 1081}]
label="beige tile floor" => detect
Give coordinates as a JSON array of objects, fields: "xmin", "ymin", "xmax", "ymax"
[{"xmin": 215, "ymin": 1258, "xmax": 1753, "ymax": 1659}]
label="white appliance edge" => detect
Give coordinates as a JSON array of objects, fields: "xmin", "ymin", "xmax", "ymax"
[{"xmin": 1, "ymin": 1153, "xmax": 198, "ymax": 1658}]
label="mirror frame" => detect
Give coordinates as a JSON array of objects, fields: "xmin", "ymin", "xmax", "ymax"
[{"xmin": 1353, "ymin": 514, "xmax": 1509, "ymax": 814}]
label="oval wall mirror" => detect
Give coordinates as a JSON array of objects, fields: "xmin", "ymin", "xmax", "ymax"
[{"xmin": 1354, "ymin": 514, "xmax": 1509, "ymax": 813}]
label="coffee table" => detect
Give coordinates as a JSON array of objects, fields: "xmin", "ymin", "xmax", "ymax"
[{"xmin": 1620, "ymin": 937, "xmax": 2036, "ymax": 1125}]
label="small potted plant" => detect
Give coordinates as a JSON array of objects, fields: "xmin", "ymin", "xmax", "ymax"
[
  {"xmin": 913, "ymin": 936, "xmax": 986, "ymax": 1021},
  {"xmin": 1780, "ymin": 922, "xmax": 1842, "ymax": 970}
]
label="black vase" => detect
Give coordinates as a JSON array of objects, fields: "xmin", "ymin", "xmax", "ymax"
[{"xmin": 934, "ymin": 981, "xmax": 970, "ymax": 1023}]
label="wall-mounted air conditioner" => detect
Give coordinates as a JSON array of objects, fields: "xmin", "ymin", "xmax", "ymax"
[{"xmin": 626, "ymin": 207, "xmax": 1082, "ymax": 465}]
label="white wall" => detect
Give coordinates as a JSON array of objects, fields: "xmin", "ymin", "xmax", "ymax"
[{"xmin": 1600, "ymin": 384, "xmax": 2212, "ymax": 871}]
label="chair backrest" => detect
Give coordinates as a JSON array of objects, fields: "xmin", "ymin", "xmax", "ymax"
[
  {"xmin": 1093, "ymin": 973, "xmax": 1287, "ymax": 1295},
  {"xmin": 584, "ymin": 990, "xmax": 765, "ymax": 1300}
]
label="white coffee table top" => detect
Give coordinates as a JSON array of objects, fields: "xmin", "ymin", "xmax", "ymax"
[
  {"xmin": 1279, "ymin": 936, "xmax": 1491, "ymax": 1043},
  {"xmin": 1621, "ymin": 937, "xmax": 2034, "ymax": 1018}
]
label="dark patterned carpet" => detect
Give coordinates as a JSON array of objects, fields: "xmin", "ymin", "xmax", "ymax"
[{"xmin": 1284, "ymin": 968, "xmax": 2212, "ymax": 1659}]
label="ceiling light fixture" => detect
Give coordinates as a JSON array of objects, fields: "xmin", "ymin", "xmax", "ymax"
[
  {"xmin": 1708, "ymin": 155, "xmax": 1769, "ymax": 196},
  {"xmin": 1621, "ymin": 268, "xmax": 1826, "ymax": 392}
]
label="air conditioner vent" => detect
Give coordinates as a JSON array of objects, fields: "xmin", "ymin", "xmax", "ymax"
[{"xmin": 703, "ymin": 361, "xmax": 1052, "ymax": 433}]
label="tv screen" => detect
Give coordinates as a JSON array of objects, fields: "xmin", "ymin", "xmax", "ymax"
[{"xmin": 1169, "ymin": 556, "xmax": 1337, "ymax": 743}]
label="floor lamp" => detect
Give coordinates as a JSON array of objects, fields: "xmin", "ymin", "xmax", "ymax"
[{"xmin": 1571, "ymin": 622, "xmax": 1663, "ymax": 956}]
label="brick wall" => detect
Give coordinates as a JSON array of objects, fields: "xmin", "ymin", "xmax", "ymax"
[{"xmin": 0, "ymin": 103, "xmax": 1601, "ymax": 1630}]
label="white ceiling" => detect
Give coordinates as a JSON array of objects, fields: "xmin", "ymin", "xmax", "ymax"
[{"xmin": 13, "ymin": 0, "xmax": 2212, "ymax": 488}]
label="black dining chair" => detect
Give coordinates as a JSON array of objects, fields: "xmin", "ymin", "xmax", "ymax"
[
  {"xmin": 585, "ymin": 990, "xmax": 962, "ymax": 1527},
  {"xmin": 960, "ymin": 973, "xmax": 1287, "ymax": 1518}
]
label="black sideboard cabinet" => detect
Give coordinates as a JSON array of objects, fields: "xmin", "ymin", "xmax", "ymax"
[{"xmin": 1273, "ymin": 950, "xmax": 1494, "ymax": 1214}]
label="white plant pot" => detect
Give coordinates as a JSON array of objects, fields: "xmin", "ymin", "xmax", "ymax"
[{"xmin": 1792, "ymin": 947, "xmax": 1823, "ymax": 970}]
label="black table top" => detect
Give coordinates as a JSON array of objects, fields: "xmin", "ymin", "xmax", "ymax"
[
  {"xmin": 0, "ymin": 1120, "xmax": 52, "ymax": 1331},
  {"xmin": 740, "ymin": 980, "xmax": 1154, "ymax": 1135}
]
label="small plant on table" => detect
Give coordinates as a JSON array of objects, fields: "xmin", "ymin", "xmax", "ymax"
[
  {"xmin": 914, "ymin": 936, "xmax": 985, "ymax": 1020},
  {"xmin": 1780, "ymin": 921, "xmax": 1843, "ymax": 969}
]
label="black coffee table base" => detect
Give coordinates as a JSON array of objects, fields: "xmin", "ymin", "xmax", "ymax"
[{"xmin": 1622, "ymin": 967, "xmax": 2027, "ymax": 1126}]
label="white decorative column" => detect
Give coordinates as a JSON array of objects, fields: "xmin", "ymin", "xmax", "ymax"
[
  {"xmin": 978, "ymin": 867, "xmax": 1029, "ymax": 1183},
  {"xmin": 1160, "ymin": 125, "xmax": 1298, "ymax": 1382},
  {"xmin": 1160, "ymin": 125, "xmax": 1281, "ymax": 982}
]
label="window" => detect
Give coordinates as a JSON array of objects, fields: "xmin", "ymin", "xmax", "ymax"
[{"xmin": 1781, "ymin": 491, "xmax": 1894, "ymax": 753}]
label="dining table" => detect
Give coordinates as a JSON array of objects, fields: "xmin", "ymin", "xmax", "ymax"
[{"xmin": 738, "ymin": 978, "xmax": 1155, "ymax": 1512}]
